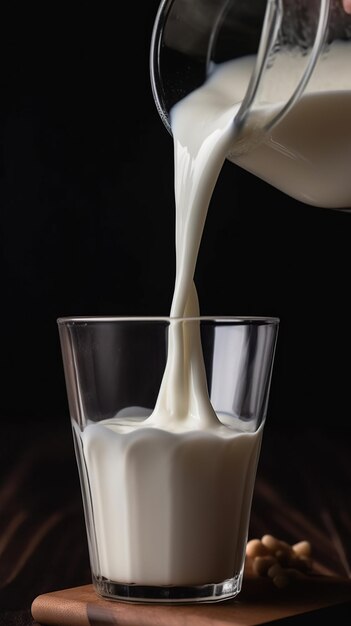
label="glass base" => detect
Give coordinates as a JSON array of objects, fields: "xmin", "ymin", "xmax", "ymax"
[{"xmin": 93, "ymin": 572, "xmax": 243, "ymax": 604}]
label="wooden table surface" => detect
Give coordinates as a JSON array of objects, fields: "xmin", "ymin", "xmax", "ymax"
[{"xmin": 1, "ymin": 419, "xmax": 350, "ymax": 625}]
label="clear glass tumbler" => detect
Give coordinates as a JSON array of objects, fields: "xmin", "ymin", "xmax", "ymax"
[{"xmin": 57, "ymin": 315, "xmax": 279, "ymax": 604}]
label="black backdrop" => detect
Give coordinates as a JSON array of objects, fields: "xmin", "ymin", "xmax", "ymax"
[{"xmin": 1, "ymin": 2, "xmax": 350, "ymax": 431}]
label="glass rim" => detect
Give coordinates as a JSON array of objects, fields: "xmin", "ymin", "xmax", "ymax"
[{"xmin": 57, "ymin": 315, "xmax": 280, "ymax": 325}]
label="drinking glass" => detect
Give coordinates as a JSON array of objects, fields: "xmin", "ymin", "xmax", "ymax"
[{"xmin": 57, "ymin": 315, "xmax": 279, "ymax": 604}]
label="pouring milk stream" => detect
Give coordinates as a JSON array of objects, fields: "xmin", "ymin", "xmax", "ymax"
[{"xmin": 67, "ymin": 0, "xmax": 350, "ymax": 600}]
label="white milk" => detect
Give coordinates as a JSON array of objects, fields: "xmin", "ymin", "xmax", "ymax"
[
  {"xmin": 235, "ymin": 90, "xmax": 351, "ymax": 208},
  {"xmin": 167, "ymin": 40, "xmax": 351, "ymax": 209},
  {"xmin": 80, "ymin": 418, "xmax": 262, "ymax": 586},
  {"xmin": 231, "ymin": 41, "xmax": 351, "ymax": 208},
  {"xmin": 79, "ymin": 40, "xmax": 350, "ymax": 591}
]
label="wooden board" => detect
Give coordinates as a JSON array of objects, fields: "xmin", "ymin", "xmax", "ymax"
[{"xmin": 31, "ymin": 575, "xmax": 351, "ymax": 625}]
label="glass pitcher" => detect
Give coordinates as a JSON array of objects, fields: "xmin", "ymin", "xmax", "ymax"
[{"xmin": 150, "ymin": 0, "xmax": 351, "ymax": 209}]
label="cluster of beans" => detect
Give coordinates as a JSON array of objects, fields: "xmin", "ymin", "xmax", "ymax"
[{"xmin": 246, "ymin": 535, "xmax": 313, "ymax": 588}]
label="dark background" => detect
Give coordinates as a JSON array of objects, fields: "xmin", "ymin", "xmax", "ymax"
[
  {"xmin": 1, "ymin": 1, "xmax": 350, "ymax": 431},
  {"xmin": 1, "ymin": 5, "xmax": 351, "ymax": 623}
]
